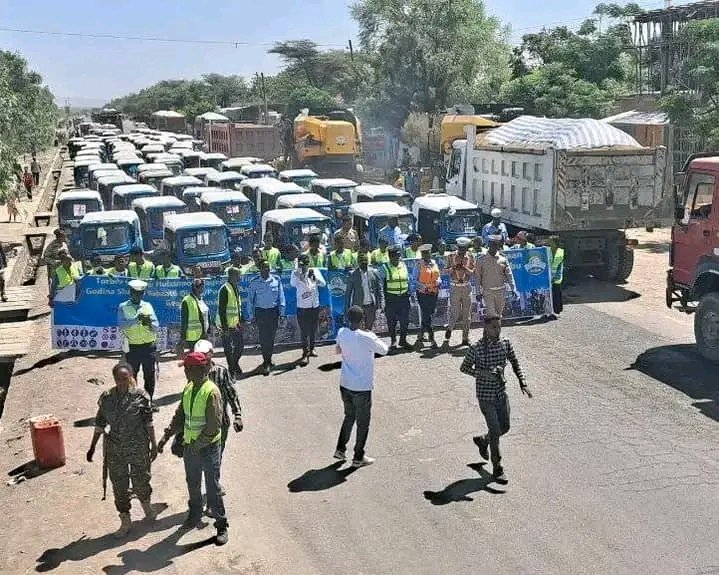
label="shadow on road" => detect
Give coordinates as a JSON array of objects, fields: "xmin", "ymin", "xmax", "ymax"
[
  {"xmin": 35, "ymin": 508, "xmax": 181, "ymax": 572},
  {"xmin": 423, "ymin": 463, "xmax": 505, "ymax": 504},
  {"xmin": 629, "ymin": 344, "xmax": 719, "ymax": 422},
  {"xmin": 287, "ymin": 461, "xmax": 358, "ymax": 492},
  {"xmin": 7, "ymin": 459, "xmax": 55, "ymax": 485},
  {"xmin": 564, "ymin": 278, "xmax": 640, "ymax": 305}
]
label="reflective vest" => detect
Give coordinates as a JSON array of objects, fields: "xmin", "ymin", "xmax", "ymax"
[
  {"xmin": 128, "ymin": 260, "xmax": 155, "ymax": 279},
  {"xmin": 418, "ymin": 260, "xmax": 440, "ymax": 293},
  {"xmin": 385, "ymin": 262, "xmax": 409, "ymax": 295},
  {"xmin": 215, "ymin": 282, "xmax": 240, "ymax": 328},
  {"xmin": 405, "ymin": 247, "xmax": 420, "ymax": 259},
  {"xmin": 277, "ymin": 258, "xmax": 296, "ymax": 271},
  {"xmin": 241, "ymin": 263, "xmax": 259, "ymax": 274},
  {"xmin": 262, "ymin": 247, "xmax": 281, "ymax": 268},
  {"xmin": 330, "ymin": 250, "xmax": 353, "ymax": 269},
  {"xmin": 371, "ymin": 249, "xmax": 390, "ymax": 265},
  {"xmin": 551, "ymin": 248, "xmax": 565, "ymax": 285},
  {"xmin": 182, "ymin": 295, "xmax": 203, "ymax": 341},
  {"xmin": 106, "ymin": 267, "xmax": 128, "ymax": 277},
  {"xmin": 120, "ymin": 300, "xmax": 157, "ymax": 344},
  {"xmin": 55, "ymin": 263, "xmax": 82, "ymax": 289},
  {"xmin": 304, "ymin": 250, "xmax": 325, "ymax": 268},
  {"xmin": 182, "ymin": 379, "xmax": 221, "ymax": 445},
  {"xmin": 155, "ymin": 264, "xmax": 181, "ymax": 278}
]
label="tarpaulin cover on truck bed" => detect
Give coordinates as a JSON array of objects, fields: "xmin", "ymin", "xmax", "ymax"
[{"xmin": 485, "ymin": 115, "xmax": 641, "ymax": 150}]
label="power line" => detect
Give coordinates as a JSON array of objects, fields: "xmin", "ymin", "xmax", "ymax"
[{"xmin": 0, "ymin": 26, "xmax": 347, "ymax": 48}]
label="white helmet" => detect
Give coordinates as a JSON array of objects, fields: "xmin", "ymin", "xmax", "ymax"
[{"xmin": 491, "ymin": 208, "xmax": 502, "ymax": 218}]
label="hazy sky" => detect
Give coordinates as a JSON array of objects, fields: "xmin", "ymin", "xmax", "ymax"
[{"xmin": 0, "ymin": 0, "xmax": 679, "ymax": 106}]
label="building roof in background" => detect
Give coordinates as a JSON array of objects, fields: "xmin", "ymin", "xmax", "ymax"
[
  {"xmin": 601, "ymin": 110, "xmax": 669, "ymax": 125},
  {"xmin": 152, "ymin": 110, "xmax": 185, "ymax": 119}
]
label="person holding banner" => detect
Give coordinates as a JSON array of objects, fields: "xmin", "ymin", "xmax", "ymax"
[
  {"xmin": 128, "ymin": 246, "xmax": 155, "ymax": 280},
  {"xmin": 384, "ymin": 246, "xmax": 413, "ymax": 351},
  {"xmin": 475, "ymin": 236, "xmax": 517, "ymax": 319},
  {"xmin": 180, "ymin": 279, "xmax": 210, "ymax": 352},
  {"xmin": 217, "ymin": 267, "xmax": 244, "ymax": 379},
  {"xmin": 291, "ymin": 254, "xmax": 326, "ymax": 366},
  {"xmin": 49, "ymin": 250, "xmax": 83, "ymax": 306},
  {"xmin": 106, "ymin": 255, "xmax": 129, "ymax": 278},
  {"xmin": 511, "ymin": 231, "xmax": 535, "ymax": 250},
  {"xmin": 443, "ymin": 237, "xmax": 475, "ymax": 347},
  {"xmin": 414, "ymin": 244, "xmax": 441, "ymax": 349},
  {"xmin": 247, "ymin": 260, "xmax": 285, "ymax": 376},
  {"xmin": 118, "ymin": 280, "xmax": 159, "ymax": 403}
]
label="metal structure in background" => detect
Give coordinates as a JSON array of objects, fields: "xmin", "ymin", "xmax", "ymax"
[{"xmin": 633, "ymin": 1, "xmax": 719, "ymax": 170}]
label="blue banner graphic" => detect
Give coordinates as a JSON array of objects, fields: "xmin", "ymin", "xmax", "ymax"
[{"xmin": 51, "ymin": 248, "xmax": 553, "ymax": 351}]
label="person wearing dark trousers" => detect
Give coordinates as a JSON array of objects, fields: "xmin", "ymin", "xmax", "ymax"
[
  {"xmin": 30, "ymin": 155, "xmax": 41, "ymax": 186},
  {"xmin": 180, "ymin": 279, "xmax": 209, "ymax": 353},
  {"xmin": 247, "ymin": 260, "xmax": 285, "ymax": 376},
  {"xmin": 158, "ymin": 352, "xmax": 228, "ymax": 545},
  {"xmin": 334, "ymin": 306, "xmax": 389, "ymax": 468},
  {"xmin": 384, "ymin": 245, "xmax": 412, "ymax": 350},
  {"xmin": 117, "ymin": 280, "xmax": 159, "ymax": 405},
  {"xmin": 413, "ymin": 244, "xmax": 441, "ymax": 348},
  {"xmin": 548, "ymin": 236, "xmax": 565, "ymax": 315},
  {"xmin": 460, "ymin": 316, "xmax": 533, "ymax": 484},
  {"xmin": 290, "ymin": 254, "xmax": 326, "ymax": 366},
  {"xmin": 217, "ymin": 267, "xmax": 244, "ymax": 378},
  {"xmin": 345, "ymin": 253, "xmax": 384, "ymax": 332}
]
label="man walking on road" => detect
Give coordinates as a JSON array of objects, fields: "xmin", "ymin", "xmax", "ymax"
[
  {"xmin": 345, "ymin": 253, "xmax": 383, "ymax": 332},
  {"xmin": 334, "ymin": 305, "xmax": 389, "ymax": 468},
  {"xmin": 460, "ymin": 316, "xmax": 532, "ymax": 483},
  {"xmin": 247, "ymin": 259, "xmax": 285, "ymax": 376},
  {"xmin": 158, "ymin": 352, "xmax": 228, "ymax": 545},
  {"xmin": 444, "ymin": 237, "xmax": 474, "ymax": 347},
  {"xmin": 118, "ymin": 280, "xmax": 159, "ymax": 405},
  {"xmin": 30, "ymin": 155, "xmax": 41, "ymax": 186},
  {"xmin": 475, "ymin": 235, "xmax": 516, "ymax": 318},
  {"xmin": 217, "ymin": 267, "xmax": 244, "ymax": 378}
]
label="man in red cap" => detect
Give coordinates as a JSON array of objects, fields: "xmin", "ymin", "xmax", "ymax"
[{"xmin": 158, "ymin": 351, "xmax": 229, "ymax": 545}]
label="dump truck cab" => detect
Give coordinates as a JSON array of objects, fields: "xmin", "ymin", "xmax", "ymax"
[
  {"xmin": 181, "ymin": 187, "xmax": 210, "ymax": 212},
  {"xmin": 201, "ymin": 152, "xmax": 228, "ymax": 171},
  {"xmin": 411, "ymin": 193, "xmax": 481, "ymax": 247},
  {"xmin": 199, "ymin": 189, "xmax": 255, "ymax": 254},
  {"xmin": 163, "ymin": 212, "xmax": 230, "ymax": 276},
  {"xmin": 310, "ymin": 178, "xmax": 358, "ymax": 219},
  {"xmin": 276, "ymin": 193, "xmax": 337, "ymax": 223},
  {"xmin": 254, "ymin": 180, "xmax": 305, "ymax": 220},
  {"xmin": 133, "ymin": 195, "xmax": 188, "ymax": 252},
  {"xmin": 138, "ymin": 168, "xmax": 173, "ymax": 191},
  {"xmin": 96, "ymin": 173, "xmax": 136, "ymax": 207}
]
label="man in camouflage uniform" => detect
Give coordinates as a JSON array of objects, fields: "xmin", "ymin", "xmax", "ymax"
[{"xmin": 87, "ymin": 363, "xmax": 159, "ymax": 538}]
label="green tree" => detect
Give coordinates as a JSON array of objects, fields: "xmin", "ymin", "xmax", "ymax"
[
  {"xmin": 285, "ymin": 85, "xmax": 338, "ymax": 119},
  {"xmin": 352, "ymin": 0, "xmax": 510, "ymax": 135}
]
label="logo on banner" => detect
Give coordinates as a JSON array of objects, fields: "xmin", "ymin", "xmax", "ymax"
[
  {"xmin": 328, "ymin": 276, "xmax": 346, "ymax": 297},
  {"xmin": 524, "ymin": 255, "xmax": 547, "ymax": 275}
]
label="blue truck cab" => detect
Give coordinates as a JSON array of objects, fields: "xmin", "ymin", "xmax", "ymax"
[
  {"xmin": 79, "ymin": 210, "xmax": 143, "ymax": 267},
  {"xmin": 57, "ymin": 190, "xmax": 104, "ymax": 257},
  {"xmin": 254, "ymin": 180, "xmax": 305, "ymax": 221},
  {"xmin": 181, "ymin": 187, "xmax": 210, "ymax": 212},
  {"xmin": 205, "ymin": 170, "xmax": 247, "ymax": 191},
  {"xmin": 137, "ymin": 168, "xmax": 173, "ymax": 191},
  {"xmin": 411, "ymin": 193, "xmax": 481, "ymax": 248},
  {"xmin": 351, "ymin": 184, "xmax": 412, "ymax": 209},
  {"xmin": 133, "ymin": 195, "xmax": 188, "ymax": 252},
  {"xmin": 278, "ymin": 169, "xmax": 318, "ymax": 191},
  {"xmin": 310, "ymin": 178, "xmax": 358, "ymax": 219},
  {"xmin": 262, "ymin": 208, "xmax": 334, "ymax": 252},
  {"xmin": 160, "ymin": 175, "xmax": 203, "ymax": 199},
  {"xmin": 88, "ymin": 163, "xmax": 121, "ymax": 190},
  {"xmin": 163, "ymin": 212, "xmax": 230, "ymax": 276},
  {"xmin": 240, "ymin": 163, "xmax": 278, "ymax": 179},
  {"xmin": 275, "ymin": 193, "xmax": 337, "ymax": 223},
  {"xmin": 96, "ymin": 173, "xmax": 136, "ymax": 207},
  {"xmin": 348, "ymin": 201, "xmax": 416, "ymax": 248},
  {"xmin": 112, "ymin": 183, "xmax": 159, "ymax": 210},
  {"xmin": 116, "ymin": 157, "xmax": 144, "ymax": 178},
  {"xmin": 200, "ymin": 152, "xmax": 228, "ymax": 171},
  {"xmin": 199, "ymin": 189, "xmax": 255, "ymax": 254},
  {"xmin": 73, "ymin": 157, "xmax": 98, "ymax": 188}
]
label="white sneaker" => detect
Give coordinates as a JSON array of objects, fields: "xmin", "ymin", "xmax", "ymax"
[
  {"xmin": 351, "ymin": 456, "xmax": 375, "ymax": 468},
  {"xmin": 333, "ymin": 450, "xmax": 347, "ymax": 461}
]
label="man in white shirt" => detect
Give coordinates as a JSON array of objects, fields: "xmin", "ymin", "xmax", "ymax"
[
  {"xmin": 290, "ymin": 254, "xmax": 326, "ymax": 366},
  {"xmin": 334, "ymin": 305, "xmax": 389, "ymax": 468}
]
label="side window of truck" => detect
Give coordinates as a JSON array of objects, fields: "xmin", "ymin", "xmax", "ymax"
[{"xmin": 686, "ymin": 173, "xmax": 715, "ymax": 220}]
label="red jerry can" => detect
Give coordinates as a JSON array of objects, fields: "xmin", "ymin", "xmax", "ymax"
[{"xmin": 30, "ymin": 415, "xmax": 66, "ymax": 469}]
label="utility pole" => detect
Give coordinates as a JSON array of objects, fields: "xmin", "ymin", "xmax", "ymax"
[
  {"xmin": 260, "ymin": 73, "xmax": 269, "ymax": 125},
  {"xmin": 348, "ymin": 40, "xmax": 354, "ymax": 61}
]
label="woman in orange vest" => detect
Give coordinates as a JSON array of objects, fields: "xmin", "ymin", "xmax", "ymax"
[{"xmin": 413, "ymin": 243, "xmax": 442, "ymax": 348}]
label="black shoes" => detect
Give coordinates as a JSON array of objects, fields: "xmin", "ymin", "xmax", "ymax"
[
  {"xmin": 216, "ymin": 528, "xmax": 229, "ymax": 546},
  {"xmin": 399, "ymin": 339, "xmax": 414, "ymax": 351},
  {"xmin": 444, "ymin": 329, "xmax": 451, "ymax": 340},
  {"xmin": 492, "ymin": 466, "xmax": 508, "ymax": 484},
  {"xmin": 473, "ymin": 436, "xmax": 489, "ymax": 460},
  {"xmin": 180, "ymin": 513, "xmax": 203, "ymax": 530}
]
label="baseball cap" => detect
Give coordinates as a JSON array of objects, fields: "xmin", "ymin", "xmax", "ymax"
[
  {"xmin": 182, "ymin": 351, "xmax": 209, "ymax": 367},
  {"xmin": 193, "ymin": 339, "xmax": 214, "ymax": 354}
]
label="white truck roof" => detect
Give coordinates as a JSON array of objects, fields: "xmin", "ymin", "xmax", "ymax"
[
  {"xmin": 411, "ymin": 194, "xmax": 478, "ymax": 217},
  {"xmin": 276, "ymin": 193, "xmax": 332, "ymax": 208},
  {"xmin": 262, "ymin": 208, "xmax": 330, "ymax": 226},
  {"xmin": 200, "ymin": 190, "xmax": 250, "ymax": 203},
  {"xmin": 57, "ymin": 190, "xmax": 102, "ymax": 202},
  {"xmin": 81, "ymin": 210, "xmax": 138, "ymax": 225},
  {"xmin": 161, "ymin": 175, "xmax": 203, "ymax": 187},
  {"xmin": 113, "ymin": 184, "xmax": 157, "ymax": 195},
  {"xmin": 349, "ymin": 202, "xmax": 412, "ymax": 219},
  {"xmin": 311, "ymin": 178, "xmax": 358, "ymax": 188},
  {"xmin": 353, "ymin": 184, "xmax": 410, "ymax": 200},
  {"xmin": 164, "ymin": 212, "xmax": 225, "ymax": 231},
  {"xmin": 206, "ymin": 171, "xmax": 246, "ymax": 184},
  {"xmin": 279, "ymin": 169, "xmax": 318, "ymax": 178},
  {"xmin": 184, "ymin": 167, "xmax": 219, "ymax": 178},
  {"xmin": 132, "ymin": 196, "xmax": 186, "ymax": 210}
]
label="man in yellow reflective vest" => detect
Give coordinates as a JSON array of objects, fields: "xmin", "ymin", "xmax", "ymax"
[
  {"xmin": 328, "ymin": 236, "xmax": 355, "ymax": 271},
  {"xmin": 404, "ymin": 234, "xmax": 422, "ymax": 259},
  {"xmin": 383, "ymin": 245, "xmax": 413, "ymax": 350},
  {"xmin": 371, "ymin": 237, "xmax": 390, "ymax": 266},
  {"xmin": 117, "ymin": 280, "xmax": 159, "ymax": 402},
  {"xmin": 154, "ymin": 249, "xmax": 182, "ymax": 279},
  {"xmin": 217, "ymin": 267, "xmax": 244, "ymax": 378},
  {"xmin": 261, "ymin": 233, "xmax": 281, "ymax": 270},
  {"xmin": 158, "ymin": 351, "xmax": 228, "ymax": 545},
  {"xmin": 180, "ymin": 278, "xmax": 209, "ymax": 352},
  {"xmin": 49, "ymin": 249, "xmax": 83, "ymax": 306},
  {"xmin": 548, "ymin": 236, "xmax": 564, "ymax": 315},
  {"xmin": 303, "ymin": 234, "xmax": 326, "ymax": 268},
  {"xmin": 128, "ymin": 246, "xmax": 155, "ymax": 279}
]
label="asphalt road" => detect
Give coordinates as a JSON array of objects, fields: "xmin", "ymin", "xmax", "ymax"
[{"xmin": 1, "ymin": 243, "xmax": 718, "ymax": 574}]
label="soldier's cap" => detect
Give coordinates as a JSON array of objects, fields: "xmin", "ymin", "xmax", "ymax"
[
  {"xmin": 491, "ymin": 208, "xmax": 502, "ymax": 218},
  {"xmin": 419, "ymin": 243, "xmax": 432, "ymax": 252},
  {"xmin": 456, "ymin": 237, "xmax": 471, "ymax": 247},
  {"xmin": 193, "ymin": 339, "xmax": 214, "ymax": 354},
  {"xmin": 388, "ymin": 245, "xmax": 402, "ymax": 255},
  {"xmin": 128, "ymin": 279, "xmax": 148, "ymax": 291},
  {"xmin": 488, "ymin": 234, "xmax": 504, "ymax": 243}
]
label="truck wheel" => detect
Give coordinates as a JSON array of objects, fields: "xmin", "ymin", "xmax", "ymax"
[
  {"xmin": 598, "ymin": 248, "xmax": 620, "ymax": 282},
  {"xmin": 695, "ymin": 292, "xmax": 719, "ymax": 363},
  {"xmin": 616, "ymin": 249, "xmax": 634, "ymax": 283}
]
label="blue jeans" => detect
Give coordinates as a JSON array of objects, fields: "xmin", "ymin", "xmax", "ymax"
[{"xmin": 183, "ymin": 442, "xmax": 227, "ymax": 530}]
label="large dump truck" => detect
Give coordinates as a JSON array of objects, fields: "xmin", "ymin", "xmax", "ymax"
[
  {"xmin": 293, "ymin": 109, "xmax": 363, "ymax": 178},
  {"xmin": 446, "ymin": 116, "xmax": 670, "ymax": 281}
]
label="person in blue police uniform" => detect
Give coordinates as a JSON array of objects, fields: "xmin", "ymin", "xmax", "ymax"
[
  {"xmin": 481, "ymin": 208, "xmax": 509, "ymax": 246},
  {"xmin": 247, "ymin": 259, "xmax": 285, "ymax": 376},
  {"xmin": 117, "ymin": 280, "xmax": 160, "ymax": 404}
]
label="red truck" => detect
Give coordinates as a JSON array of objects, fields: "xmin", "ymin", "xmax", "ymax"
[{"xmin": 666, "ymin": 153, "xmax": 719, "ymax": 362}]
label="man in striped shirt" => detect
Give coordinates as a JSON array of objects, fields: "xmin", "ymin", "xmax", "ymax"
[{"xmin": 460, "ymin": 316, "xmax": 532, "ymax": 483}]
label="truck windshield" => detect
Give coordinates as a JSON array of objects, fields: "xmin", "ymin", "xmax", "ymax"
[
  {"xmin": 248, "ymin": 171, "xmax": 275, "ymax": 179},
  {"xmin": 328, "ymin": 187, "xmax": 354, "ymax": 204},
  {"xmin": 376, "ymin": 194, "xmax": 411, "ymax": 209},
  {"xmin": 82, "ymin": 224, "xmax": 129, "ymax": 249},
  {"xmin": 445, "ymin": 212, "xmax": 479, "ymax": 234},
  {"xmin": 149, "ymin": 210, "xmax": 178, "ymax": 232},
  {"xmin": 374, "ymin": 215, "xmax": 414, "ymax": 235},
  {"xmin": 291, "ymin": 176, "xmax": 316, "ymax": 190},
  {"xmin": 60, "ymin": 200, "xmax": 100, "ymax": 221},
  {"xmin": 210, "ymin": 203, "xmax": 252, "ymax": 224},
  {"xmin": 287, "ymin": 222, "xmax": 332, "ymax": 247},
  {"xmin": 181, "ymin": 228, "xmax": 227, "ymax": 257}
]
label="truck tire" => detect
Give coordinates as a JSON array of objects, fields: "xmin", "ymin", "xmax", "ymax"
[
  {"xmin": 695, "ymin": 292, "xmax": 719, "ymax": 363},
  {"xmin": 598, "ymin": 248, "xmax": 620, "ymax": 282},
  {"xmin": 616, "ymin": 249, "xmax": 634, "ymax": 283}
]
